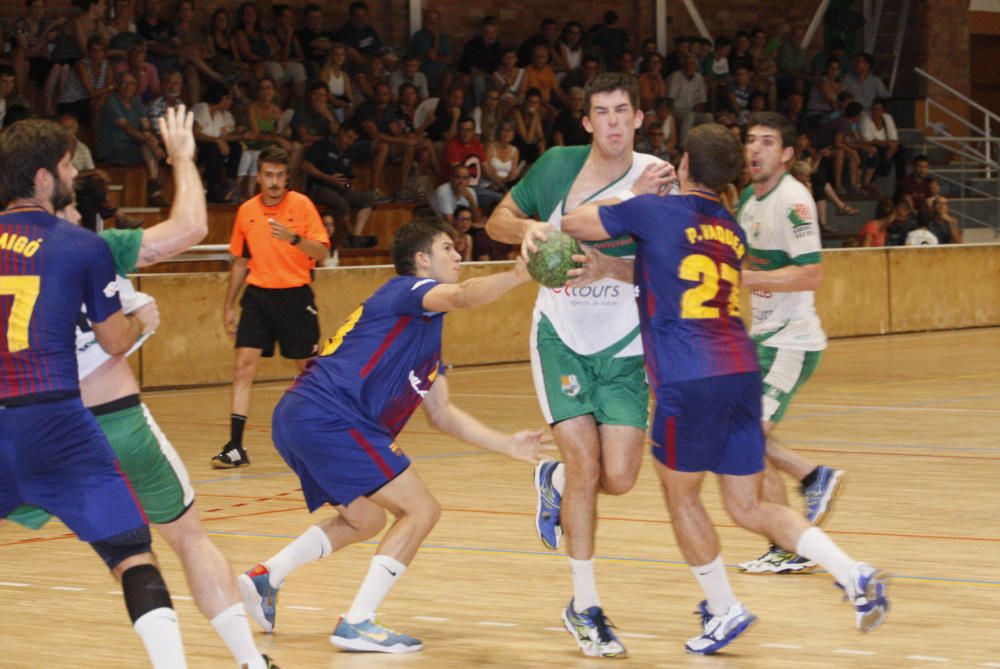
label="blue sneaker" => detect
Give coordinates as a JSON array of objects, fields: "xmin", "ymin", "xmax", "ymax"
[
  {"xmin": 238, "ymin": 564, "xmax": 279, "ymax": 633},
  {"xmin": 803, "ymin": 466, "xmax": 846, "ymax": 525},
  {"xmin": 534, "ymin": 460, "xmax": 562, "ymax": 550},
  {"xmin": 562, "ymin": 599, "xmax": 627, "ymax": 658},
  {"xmin": 330, "ymin": 614, "xmax": 423, "ymax": 653},
  {"xmin": 685, "ymin": 600, "xmax": 757, "ymax": 654},
  {"xmin": 839, "ymin": 563, "xmax": 890, "ymax": 632}
]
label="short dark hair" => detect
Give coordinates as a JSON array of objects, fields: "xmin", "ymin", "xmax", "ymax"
[
  {"xmin": 913, "ymin": 154, "xmax": 930, "ymax": 164},
  {"xmin": 392, "ymin": 220, "xmax": 450, "ymax": 276},
  {"xmin": 603, "ymin": 10, "xmax": 618, "ymax": 24},
  {"xmin": 748, "ymin": 111, "xmax": 797, "ymax": 149},
  {"xmin": 0, "ymin": 119, "xmax": 75, "ymax": 203},
  {"xmin": 307, "ymin": 80, "xmax": 328, "ymax": 95},
  {"xmin": 872, "ymin": 96, "xmax": 889, "ymax": 109},
  {"xmin": 304, "ymin": 3, "xmax": 322, "ymax": 13},
  {"xmin": 857, "ymin": 52, "xmax": 875, "ymax": 68},
  {"xmin": 202, "ymin": 81, "xmax": 230, "ymax": 104},
  {"xmin": 349, "ymin": 1, "xmax": 367, "ymax": 14},
  {"xmin": 685, "ymin": 123, "xmax": 744, "ymax": 193},
  {"xmin": 583, "ymin": 72, "xmax": 640, "ymax": 115},
  {"xmin": 0, "ymin": 65, "xmax": 15, "ymax": 79},
  {"xmin": 844, "ymin": 101, "xmax": 863, "ymax": 119},
  {"xmin": 259, "ymin": 145, "xmax": 288, "ymax": 167}
]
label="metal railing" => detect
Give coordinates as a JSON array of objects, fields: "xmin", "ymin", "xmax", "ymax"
[{"xmin": 914, "ymin": 67, "xmax": 1000, "ymax": 233}]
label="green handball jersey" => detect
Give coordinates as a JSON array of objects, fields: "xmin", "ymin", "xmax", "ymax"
[
  {"xmin": 737, "ymin": 174, "xmax": 827, "ymax": 351},
  {"xmin": 511, "ymin": 146, "xmax": 666, "ymax": 357}
]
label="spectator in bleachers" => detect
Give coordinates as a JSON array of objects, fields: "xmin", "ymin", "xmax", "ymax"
[
  {"xmin": 204, "ymin": 8, "xmax": 248, "ymax": 86},
  {"xmin": 636, "ymin": 112, "xmax": 676, "ymax": 163},
  {"xmin": 860, "ymin": 97, "xmax": 904, "ymax": 180},
  {"xmin": 557, "ymin": 22, "xmax": 586, "ymax": 76},
  {"xmin": 783, "ymin": 90, "xmax": 808, "ymax": 134},
  {"xmin": 615, "ymin": 50, "xmax": 636, "ymax": 75},
  {"xmin": 552, "ymin": 86, "xmax": 589, "ymax": 146},
  {"xmin": 638, "ymin": 52, "xmax": 666, "ymax": 111},
  {"xmin": 0, "ymin": 67, "xmax": 15, "ymax": 129},
  {"xmin": 595, "ymin": 11, "xmax": 629, "ymax": 71},
  {"xmin": 748, "ymin": 28, "xmax": 777, "ymax": 110},
  {"xmin": 233, "ymin": 2, "xmax": 278, "ymax": 86},
  {"xmin": 398, "ymin": 82, "xmax": 435, "ymax": 143},
  {"xmin": 107, "ymin": 0, "xmax": 139, "ymax": 53},
  {"xmin": 390, "ymin": 54, "xmax": 429, "ymax": 102},
  {"xmin": 905, "ymin": 208, "xmax": 942, "ymax": 245},
  {"xmin": 247, "ymin": 76, "xmax": 301, "ymax": 181},
  {"xmin": 302, "ymin": 123, "xmax": 376, "ymax": 249},
  {"xmin": 57, "ymin": 34, "xmax": 112, "ymax": 128},
  {"xmin": 353, "ymin": 54, "xmax": 389, "ymax": 103},
  {"xmin": 296, "ymin": 3, "xmax": 334, "ymax": 79},
  {"xmin": 517, "ymin": 18, "xmax": 559, "ymax": 68},
  {"xmin": 856, "ymin": 197, "xmax": 899, "ymax": 247},
  {"xmin": 668, "ymin": 54, "xmax": 710, "ymax": 147},
  {"xmin": 777, "ymin": 25, "xmax": 809, "ymax": 95},
  {"xmin": 192, "ymin": 81, "xmax": 246, "ymax": 203},
  {"xmin": 810, "ymin": 36, "xmax": 849, "ymax": 76},
  {"xmin": 806, "ymin": 58, "xmax": 841, "ymax": 123},
  {"xmin": 410, "ymin": 9, "xmax": 453, "ymax": 94},
  {"xmin": 319, "ymin": 43, "xmax": 356, "ymax": 122},
  {"xmin": 11, "ymin": 0, "xmax": 62, "ymax": 106},
  {"xmin": 471, "ymin": 85, "xmax": 502, "ymax": 142},
  {"xmin": 146, "ymin": 66, "xmax": 183, "ymax": 135},
  {"xmin": 452, "ymin": 205, "xmax": 474, "ymax": 260},
  {"xmin": 353, "ymin": 80, "xmax": 413, "ymax": 202},
  {"xmin": 665, "ymin": 36, "xmax": 690, "ymax": 75},
  {"xmin": 927, "ymin": 196, "xmax": 962, "ymax": 244},
  {"xmin": 332, "ymin": 1, "xmax": 383, "ymax": 73},
  {"xmin": 432, "ymin": 163, "xmax": 480, "ymax": 225},
  {"xmin": 115, "ymin": 39, "xmax": 160, "ymax": 104},
  {"xmin": 512, "ymin": 87, "xmax": 545, "ymax": 164},
  {"xmin": 842, "ymin": 53, "xmax": 888, "ymax": 112},
  {"xmin": 45, "ymin": 0, "xmax": 109, "ymax": 115},
  {"xmin": 426, "ymin": 83, "xmax": 464, "ymax": 143},
  {"xmin": 96, "ymin": 69, "xmax": 168, "ymax": 207},
  {"xmin": 703, "ymin": 36, "xmax": 731, "ymax": 110},
  {"xmin": 793, "ymin": 130, "xmax": 858, "ymax": 220},
  {"xmin": 484, "ymin": 119, "xmax": 523, "ymax": 192},
  {"xmin": 269, "ymin": 4, "xmax": 308, "ymax": 101},
  {"xmin": 459, "ymin": 16, "xmax": 503, "ymax": 106},
  {"xmin": 137, "ymin": 0, "xmax": 176, "ymax": 70},
  {"xmin": 292, "ymin": 81, "xmax": 339, "ymax": 149},
  {"xmin": 885, "ymin": 194, "xmax": 918, "ymax": 245},
  {"xmin": 524, "ymin": 43, "xmax": 563, "ymax": 113},
  {"xmin": 560, "ymin": 55, "xmax": 599, "ymax": 98},
  {"xmin": 728, "ymin": 31, "xmax": 754, "ymax": 74},
  {"xmin": 924, "ymin": 178, "xmax": 941, "ymax": 209},
  {"xmin": 442, "ymin": 116, "xmax": 503, "ymax": 210},
  {"xmin": 894, "ymin": 154, "xmax": 933, "ymax": 210},
  {"xmin": 493, "ymin": 48, "xmax": 525, "ymax": 106},
  {"xmin": 651, "ymin": 96, "xmax": 678, "ymax": 152}
]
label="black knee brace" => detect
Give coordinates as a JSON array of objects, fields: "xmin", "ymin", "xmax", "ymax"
[
  {"xmin": 121, "ymin": 564, "xmax": 174, "ymax": 624},
  {"xmin": 90, "ymin": 525, "xmax": 152, "ymax": 570}
]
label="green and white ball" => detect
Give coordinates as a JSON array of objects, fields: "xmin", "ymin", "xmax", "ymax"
[{"xmin": 527, "ymin": 231, "xmax": 583, "ymax": 288}]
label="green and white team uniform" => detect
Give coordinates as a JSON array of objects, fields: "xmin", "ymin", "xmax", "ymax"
[
  {"xmin": 9, "ymin": 229, "xmax": 194, "ymax": 530},
  {"xmin": 511, "ymin": 146, "xmax": 665, "ymax": 427},
  {"xmin": 737, "ymin": 174, "xmax": 827, "ymax": 422}
]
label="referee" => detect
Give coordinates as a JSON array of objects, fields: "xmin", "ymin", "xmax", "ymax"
[{"xmin": 213, "ymin": 145, "xmax": 331, "ymax": 468}]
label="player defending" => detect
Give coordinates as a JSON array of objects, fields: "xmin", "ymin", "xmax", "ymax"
[
  {"xmin": 7, "ymin": 107, "xmax": 279, "ymax": 668},
  {"xmin": 485, "ymin": 72, "xmax": 673, "ymax": 658},
  {"xmin": 0, "ymin": 120, "xmax": 186, "ymax": 667},
  {"xmin": 239, "ymin": 221, "xmax": 551, "ymax": 653},
  {"xmin": 562, "ymin": 122, "xmax": 890, "ymax": 653},
  {"xmin": 736, "ymin": 112, "xmax": 845, "ymax": 574}
]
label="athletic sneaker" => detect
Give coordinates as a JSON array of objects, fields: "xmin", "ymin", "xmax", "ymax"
[
  {"xmin": 738, "ymin": 545, "xmax": 817, "ymax": 574},
  {"xmin": 839, "ymin": 562, "xmax": 890, "ymax": 632},
  {"xmin": 534, "ymin": 460, "xmax": 562, "ymax": 550},
  {"xmin": 212, "ymin": 442, "xmax": 250, "ymax": 469},
  {"xmin": 330, "ymin": 614, "xmax": 423, "ymax": 653},
  {"xmin": 562, "ymin": 599, "xmax": 627, "ymax": 658},
  {"xmin": 238, "ymin": 564, "xmax": 279, "ymax": 633},
  {"xmin": 685, "ymin": 600, "xmax": 757, "ymax": 655},
  {"xmin": 803, "ymin": 466, "xmax": 846, "ymax": 525},
  {"xmin": 261, "ymin": 654, "xmax": 279, "ymax": 668}
]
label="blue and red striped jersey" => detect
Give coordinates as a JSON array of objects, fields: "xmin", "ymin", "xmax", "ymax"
[
  {"xmin": 289, "ymin": 275, "xmax": 444, "ymax": 437},
  {"xmin": 1, "ymin": 206, "xmax": 122, "ymax": 403},
  {"xmin": 599, "ymin": 191, "xmax": 759, "ymax": 385}
]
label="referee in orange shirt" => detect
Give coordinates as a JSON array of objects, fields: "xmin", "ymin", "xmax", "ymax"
[{"xmin": 213, "ymin": 145, "xmax": 331, "ymax": 468}]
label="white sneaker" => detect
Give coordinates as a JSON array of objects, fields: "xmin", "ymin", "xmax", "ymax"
[
  {"xmin": 841, "ymin": 562, "xmax": 890, "ymax": 632},
  {"xmin": 685, "ymin": 600, "xmax": 757, "ymax": 654}
]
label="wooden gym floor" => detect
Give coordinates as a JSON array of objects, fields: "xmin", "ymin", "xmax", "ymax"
[{"xmin": 3, "ymin": 327, "xmax": 1000, "ymax": 668}]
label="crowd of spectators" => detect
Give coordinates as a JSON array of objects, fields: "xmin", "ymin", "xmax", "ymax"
[{"xmin": 0, "ymin": 0, "xmax": 962, "ymax": 251}]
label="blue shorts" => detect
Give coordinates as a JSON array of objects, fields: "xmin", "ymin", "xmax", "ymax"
[
  {"xmin": 272, "ymin": 392, "xmax": 411, "ymax": 510},
  {"xmin": 651, "ymin": 373, "xmax": 765, "ymax": 476},
  {"xmin": 0, "ymin": 398, "xmax": 148, "ymax": 542}
]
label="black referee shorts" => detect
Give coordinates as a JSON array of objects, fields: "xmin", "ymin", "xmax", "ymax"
[{"xmin": 235, "ymin": 285, "xmax": 320, "ymax": 359}]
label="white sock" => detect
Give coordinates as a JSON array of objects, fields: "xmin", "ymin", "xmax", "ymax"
[
  {"xmin": 569, "ymin": 558, "xmax": 600, "ymax": 610},
  {"xmin": 345, "ymin": 555, "xmax": 406, "ymax": 624},
  {"xmin": 796, "ymin": 526, "xmax": 856, "ymax": 586},
  {"xmin": 134, "ymin": 607, "xmax": 187, "ymax": 669},
  {"xmin": 210, "ymin": 603, "xmax": 264, "ymax": 669},
  {"xmin": 552, "ymin": 461, "xmax": 566, "ymax": 495},
  {"xmin": 691, "ymin": 555, "xmax": 737, "ymax": 616},
  {"xmin": 264, "ymin": 525, "xmax": 332, "ymax": 588}
]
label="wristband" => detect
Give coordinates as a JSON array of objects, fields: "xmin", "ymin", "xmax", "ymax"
[{"xmin": 290, "ymin": 234, "xmax": 302, "ymax": 246}]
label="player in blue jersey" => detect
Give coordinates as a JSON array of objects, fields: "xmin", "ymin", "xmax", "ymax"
[
  {"xmin": 562, "ymin": 123, "xmax": 890, "ymax": 654},
  {"xmin": 0, "ymin": 119, "xmax": 187, "ymax": 667},
  {"xmin": 239, "ymin": 219, "xmax": 552, "ymax": 653}
]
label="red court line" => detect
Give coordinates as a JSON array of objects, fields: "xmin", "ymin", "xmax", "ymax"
[
  {"xmin": 794, "ymin": 447, "xmax": 1000, "ymax": 462},
  {"xmin": 0, "ymin": 532, "xmax": 76, "ymax": 547}
]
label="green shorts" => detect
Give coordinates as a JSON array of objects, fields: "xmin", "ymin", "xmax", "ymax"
[
  {"xmin": 530, "ymin": 315, "xmax": 649, "ymax": 428},
  {"xmin": 756, "ymin": 342, "xmax": 823, "ymax": 423},
  {"xmin": 6, "ymin": 397, "xmax": 194, "ymax": 529}
]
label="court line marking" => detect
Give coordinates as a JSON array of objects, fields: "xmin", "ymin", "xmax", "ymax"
[
  {"xmin": 906, "ymin": 655, "xmax": 950, "ymax": 662},
  {"xmin": 834, "ymin": 648, "xmax": 876, "ymax": 656},
  {"xmin": 51, "ymin": 586, "xmax": 85, "ymax": 592},
  {"xmin": 619, "ymin": 632, "xmax": 657, "ymax": 639},
  {"xmin": 285, "ymin": 605, "xmax": 322, "ymax": 611},
  {"xmin": 760, "ymin": 643, "xmax": 802, "ymax": 649},
  {"xmin": 478, "ymin": 621, "xmax": 518, "ymax": 627},
  {"xmin": 544, "ymin": 626, "xmax": 565, "ymax": 632},
  {"xmin": 413, "ymin": 615, "xmax": 449, "ymax": 622},
  {"xmin": 0, "ymin": 581, "xmax": 30, "ymax": 587},
  {"xmin": 980, "ymin": 663, "xmax": 1000, "ymax": 668}
]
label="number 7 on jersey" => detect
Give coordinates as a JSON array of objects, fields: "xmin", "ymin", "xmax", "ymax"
[{"xmin": 1, "ymin": 276, "xmax": 41, "ymax": 352}]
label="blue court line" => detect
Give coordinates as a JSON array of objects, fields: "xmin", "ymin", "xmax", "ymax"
[{"xmin": 204, "ymin": 529, "xmax": 1000, "ymax": 588}]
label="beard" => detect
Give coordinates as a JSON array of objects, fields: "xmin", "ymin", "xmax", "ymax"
[{"xmin": 51, "ymin": 173, "xmax": 75, "ymax": 211}]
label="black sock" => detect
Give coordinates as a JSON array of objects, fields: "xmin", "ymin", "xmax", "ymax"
[
  {"xmin": 230, "ymin": 413, "xmax": 247, "ymax": 448},
  {"xmin": 121, "ymin": 563, "xmax": 173, "ymax": 623},
  {"xmin": 800, "ymin": 467, "xmax": 820, "ymax": 491}
]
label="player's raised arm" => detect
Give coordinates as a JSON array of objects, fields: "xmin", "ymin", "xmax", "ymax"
[
  {"xmin": 421, "ymin": 375, "xmax": 554, "ymax": 463},
  {"xmin": 742, "ymin": 263, "xmax": 823, "ymax": 292},
  {"xmin": 421, "ymin": 257, "xmax": 531, "ymax": 312},
  {"xmin": 134, "ymin": 105, "xmax": 208, "ymax": 268},
  {"xmin": 485, "ymin": 192, "xmax": 537, "ymax": 244}
]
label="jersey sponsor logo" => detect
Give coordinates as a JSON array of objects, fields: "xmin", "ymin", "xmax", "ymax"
[
  {"xmin": 389, "ymin": 442, "xmax": 404, "ymax": 457},
  {"xmin": 792, "ymin": 203, "xmax": 812, "ymax": 225},
  {"xmin": 102, "ymin": 281, "xmax": 119, "ymax": 298},
  {"xmin": 549, "ymin": 284, "xmax": 622, "ymax": 299},
  {"xmin": 408, "ymin": 365, "xmax": 439, "ymax": 398},
  {"xmin": 560, "ymin": 374, "xmax": 580, "ymax": 397}
]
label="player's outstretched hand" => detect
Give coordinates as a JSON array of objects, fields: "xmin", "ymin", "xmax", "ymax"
[
  {"xmin": 157, "ymin": 104, "xmax": 196, "ymax": 164},
  {"xmin": 512, "ymin": 255, "xmax": 531, "ymax": 282},
  {"xmin": 631, "ymin": 161, "xmax": 676, "ymax": 197},
  {"xmin": 506, "ymin": 429, "xmax": 556, "ymax": 464},
  {"xmin": 520, "ymin": 221, "xmax": 554, "ymax": 260}
]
